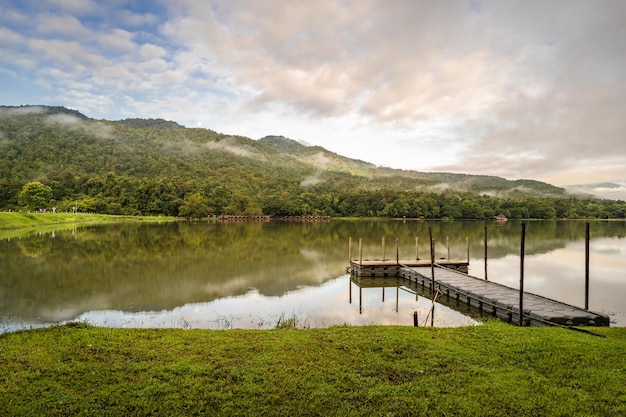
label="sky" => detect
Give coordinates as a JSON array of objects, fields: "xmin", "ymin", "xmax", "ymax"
[{"xmin": 1, "ymin": 0, "xmax": 625, "ymax": 188}]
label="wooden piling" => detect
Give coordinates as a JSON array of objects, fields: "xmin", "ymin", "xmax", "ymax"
[
  {"xmin": 413, "ymin": 311, "xmax": 418, "ymax": 327},
  {"xmin": 349, "ymin": 237, "xmax": 352, "ymax": 263},
  {"xmin": 446, "ymin": 236, "xmax": 450, "ymax": 260},
  {"xmin": 358, "ymin": 238, "xmax": 363, "ymax": 266},
  {"xmin": 484, "ymin": 226, "xmax": 488, "ymax": 281},
  {"xmin": 519, "ymin": 223, "xmax": 526, "ymax": 326},
  {"xmin": 429, "ymin": 228, "xmax": 435, "ymax": 293},
  {"xmin": 349, "ymin": 278, "xmax": 352, "ymax": 303},
  {"xmin": 359, "ymin": 286, "xmax": 362, "ymax": 314},
  {"xmin": 395, "ymin": 238, "xmax": 399, "ymax": 264},
  {"xmin": 415, "ymin": 237, "xmax": 419, "ymax": 260},
  {"xmin": 585, "ymin": 222, "xmax": 590, "ymax": 310},
  {"xmin": 382, "ymin": 237, "xmax": 386, "ymax": 261},
  {"xmin": 395, "ymin": 286, "xmax": 399, "ymax": 312}
]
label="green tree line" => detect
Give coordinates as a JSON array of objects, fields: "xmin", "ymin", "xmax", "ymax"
[{"xmin": 6, "ymin": 178, "xmax": 625, "ymax": 220}]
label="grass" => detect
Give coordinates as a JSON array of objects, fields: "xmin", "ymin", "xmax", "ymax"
[
  {"xmin": 1, "ymin": 321, "xmax": 624, "ymax": 416},
  {"xmin": 0, "ymin": 212, "xmax": 180, "ymax": 239}
]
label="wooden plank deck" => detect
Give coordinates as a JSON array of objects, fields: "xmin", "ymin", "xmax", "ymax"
[
  {"xmin": 349, "ymin": 261, "xmax": 610, "ymax": 327},
  {"xmin": 350, "ymin": 259, "xmax": 469, "ymax": 277}
]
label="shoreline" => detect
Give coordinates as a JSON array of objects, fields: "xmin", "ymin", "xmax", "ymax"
[{"xmin": 0, "ymin": 212, "xmax": 182, "ymax": 239}]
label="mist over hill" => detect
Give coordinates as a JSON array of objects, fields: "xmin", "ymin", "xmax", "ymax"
[
  {"xmin": 0, "ymin": 105, "xmax": 623, "ymax": 219},
  {"xmin": 565, "ymin": 181, "xmax": 626, "ymax": 201}
]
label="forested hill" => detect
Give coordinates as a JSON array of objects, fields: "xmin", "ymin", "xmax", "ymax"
[{"xmin": 1, "ymin": 105, "xmax": 624, "ymax": 219}]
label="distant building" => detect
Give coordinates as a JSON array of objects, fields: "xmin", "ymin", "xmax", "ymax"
[{"xmin": 495, "ymin": 213, "xmax": 507, "ymax": 222}]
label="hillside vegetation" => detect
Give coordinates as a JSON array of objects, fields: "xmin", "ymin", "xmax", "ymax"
[{"xmin": 1, "ymin": 105, "xmax": 624, "ymax": 219}]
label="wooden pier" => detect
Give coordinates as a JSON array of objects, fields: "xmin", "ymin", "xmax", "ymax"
[
  {"xmin": 215, "ymin": 215, "xmax": 331, "ymax": 222},
  {"xmin": 348, "ymin": 261, "xmax": 610, "ymax": 327},
  {"xmin": 350, "ymin": 259, "xmax": 469, "ymax": 276}
]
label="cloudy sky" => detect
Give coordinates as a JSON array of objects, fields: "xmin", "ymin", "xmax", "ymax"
[{"xmin": 1, "ymin": 1, "xmax": 625, "ymax": 186}]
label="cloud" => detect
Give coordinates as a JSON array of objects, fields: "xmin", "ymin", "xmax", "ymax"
[
  {"xmin": 29, "ymin": 39, "xmax": 107, "ymax": 69},
  {"xmin": 1, "ymin": 0, "xmax": 626, "ymax": 186},
  {"xmin": 47, "ymin": 0, "xmax": 101, "ymax": 15},
  {"xmin": 0, "ymin": 106, "xmax": 47, "ymax": 117},
  {"xmin": 44, "ymin": 113, "xmax": 114, "ymax": 139},
  {"xmin": 36, "ymin": 13, "xmax": 89, "ymax": 37},
  {"xmin": 98, "ymin": 29, "xmax": 135, "ymax": 54},
  {"xmin": 0, "ymin": 26, "xmax": 23, "ymax": 47},
  {"xmin": 204, "ymin": 137, "xmax": 264, "ymax": 159},
  {"xmin": 139, "ymin": 44, "xmax": 167, "ymax": 60},
  {"xmin": 116, "ymin": 9, "xmax": 159, "ymax": 27}
]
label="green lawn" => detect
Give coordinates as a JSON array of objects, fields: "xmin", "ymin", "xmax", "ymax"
[
  {"xmin": 1, "ymin": 321, "xmax": 624, "ymax": 416},
  {"xmin": 0, "ymin": 212, "xmax": 180, "ymax": 239}
]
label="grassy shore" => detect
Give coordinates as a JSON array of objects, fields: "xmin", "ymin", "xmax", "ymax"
[
  {"xmin": 1, "ymin": 322, "xmax": 624, "ymax": 416},
  {"xmin": 0, "ymin": 212, "xmax": 180, "ymax": 239}
]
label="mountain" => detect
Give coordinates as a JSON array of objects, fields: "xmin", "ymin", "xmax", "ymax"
[
  {"xmin": 0, "ymin": 104, "xmax": 90, "ymax": 120},
  {"xmin": 1, "ymin": 105, "xmax": 622, "ymax": 219},
  {"xmin": 565, "ymin": 181, "xmax": 626, "ymax": 201},
  {"xmin": 115, "ymin": 118, "xmax": 185, "ymax": 130},
  {"xmin": 258, "ymin": 136, "xmax": 567, "ymax": 196}
]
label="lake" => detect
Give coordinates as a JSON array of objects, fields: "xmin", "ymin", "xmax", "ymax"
[{"xmin": 1, "ymin": 219, "xmax": 624, "ymax": 333}]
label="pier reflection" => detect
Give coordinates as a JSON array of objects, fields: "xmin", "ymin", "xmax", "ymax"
[{"xmin": 349, "ymin": 275, "xmax": 493, "ymax": 326}]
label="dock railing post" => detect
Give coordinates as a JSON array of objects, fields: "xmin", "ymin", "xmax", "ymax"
[
  {"xmin": 446, "ymin": 236, "xmax": 450, "ymax": 260},
  {"xmin": 519, "ymin": 223, "xmax": 526, "ymax": 326},
  {"xmin": 585, "ymin": 222, "xmax": 590, "ymax": 310}
]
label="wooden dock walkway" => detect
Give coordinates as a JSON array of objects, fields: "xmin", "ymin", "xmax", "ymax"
[
  {"xmin": 349, "ymin": 260, "xmax": 610, "ymax": 327},
  {"xmin": 350, "ymin": 259, "xmax": 469, "ymax": 276}
]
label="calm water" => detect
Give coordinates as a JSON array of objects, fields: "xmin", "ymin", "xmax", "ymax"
[{"xmin": 1, "ymin": 219, "xmax": 624, "ymax": 333}]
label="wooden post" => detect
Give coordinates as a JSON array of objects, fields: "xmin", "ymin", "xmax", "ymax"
[
  {"xmin": 429, "ymin": 227, "xmax": 435, "ymax": 293},
  {"xmin": 585, "ymin": 222, "xmax": 590, "ymax": 310},
  {"xmin": 349, "ymin": 237, "xmax": 352, "ymax": 263},
  {"xmin": 349, "ymin": 277, "xmax": 352, "ymax": 303},
  {"xmin": 413, "ymin": 311, "xmax": 418, "ymax": 327},
  {"xmin": 382, "ymin": 237, "xmax": 385, "ymax": 261},
  {"xmin": 395, "ymin": 238, "xmax": 399, "ymax": 264},
  {"xmin": 484, "ymin": 226, "xmax": 488, "ymax": 281},
  {"xmin": 395, "ymin": 286, "xmax": 399, "ymax": 312},
  {"xmin": 466, "ymin": 237, "xmax": 470, "ymax": 263},
  {"xmin": 358, "ymin": 238, "xmax": 363, "ymax": 266},
  {"xmin": 431, "ymin": 303, "xmax": 435, "ymax": 327},
  {"xmin": 415, "ymin": 237, "xmax": 419, "ymax": 260},
  {"xmin": 519, "ymin": 223, "xmax": 526, "ymax": 326},
  {"xmin": 359, "ymin": 286, "xmax": 362, "ymax": 314},
  {"xmin": 446, "ymin": 236, "xmax": 450, "ymax": 260}
]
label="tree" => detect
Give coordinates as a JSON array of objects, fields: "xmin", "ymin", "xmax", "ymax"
[
  {"xmin": 18, "ymin": 181, "xmax": 53, "ymax": 211},
  {"xmin": 178, "ymin": 192, "xmax": 209, "ymax": 218}
]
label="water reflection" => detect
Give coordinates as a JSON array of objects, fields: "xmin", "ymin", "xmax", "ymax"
[
  {"xmin": 67, "ymin": 275, "xmax": 479, "ymax": 330},
  {"xmin": 1, "ymin": 219, "xmax": 625, "ymax": 332},
  {"xmin": 350, "ymin": 276, "xmax": 481, "ymax": 327}
]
